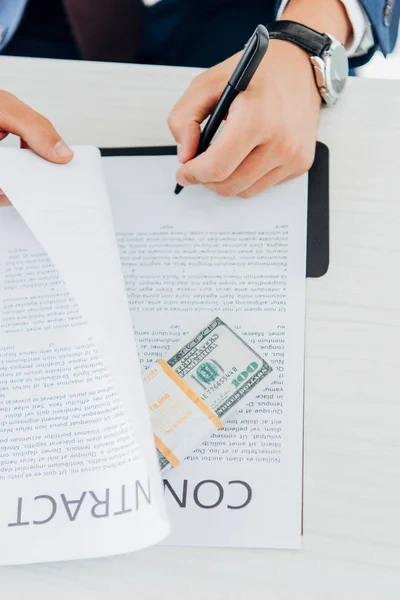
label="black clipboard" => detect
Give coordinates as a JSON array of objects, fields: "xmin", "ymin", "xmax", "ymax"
[{"xmin": 100, "ymin": 141, "xmax": 329, "ymax": 278}]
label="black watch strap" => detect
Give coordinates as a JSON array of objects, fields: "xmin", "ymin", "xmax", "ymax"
[{"xmin": 267, "ymin": 20, "xmax": 332, "ymax": 57}]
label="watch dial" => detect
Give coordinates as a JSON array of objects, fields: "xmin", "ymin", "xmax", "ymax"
[{"xmin": 329, "ymin": 43, "xmax": 348, "ymax": 95}]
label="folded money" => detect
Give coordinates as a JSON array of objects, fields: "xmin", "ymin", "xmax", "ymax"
[{"xmin": 143, "ymin": 317, "xmax": 273, "ymax": 472}]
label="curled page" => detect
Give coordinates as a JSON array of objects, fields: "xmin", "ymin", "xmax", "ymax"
[{"xmin": 0, "ymin": 148, "xmax": 168, "ymax": 564}]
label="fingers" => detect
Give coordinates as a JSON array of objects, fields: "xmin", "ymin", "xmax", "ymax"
[
  {"xmin": 236, "ymin": 148, "xmax": 314, "ymax": 199},
  {"xmin": 203, "ymin": 145, "xmax": 280, "ymax": 197},
  {"xmin": 175, "ymin": 102, "xmax": 262, "ymax": 188},
  {"xmin": 236, "ymin": 147, "xmax": 314, "ymax": 199},
  {"xmin": 238, "ymin": 166, "xmax": 288, "ymax": 198},
  {"xmin": 0, "ymin": 188, "xmax": 11, "ymax": 207},
  {"xmin": 168, "ymin": 71, "xmax": 224, "ymax": 163},
  {"xmin": 203, "ymin": 137, "xmax": 314, "ymax": 199},
  {"xmin": 0, "ymin": 91, "xmax": 73, "ymax": 164}
]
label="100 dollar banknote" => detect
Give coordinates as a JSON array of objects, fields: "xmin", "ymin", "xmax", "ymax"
[{"xmin": 143, "ymin": 317, "xmax": 273, "ymax": 472}]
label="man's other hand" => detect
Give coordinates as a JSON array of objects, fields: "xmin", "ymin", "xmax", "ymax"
[{"xmin": 0, "ymin": 90, "xmax": 73, "ymax": 163}]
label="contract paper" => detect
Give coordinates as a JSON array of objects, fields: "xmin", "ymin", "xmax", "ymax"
[
  {"xmin": 0, "ymin": 147, "xmax": 307, "ymax": 563},
  {"xmin": 103, "ymin": 153, "xmax": 308, "ymax": 549}
]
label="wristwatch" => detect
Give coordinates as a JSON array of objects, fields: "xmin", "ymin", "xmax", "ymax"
[{"xmin": 267, "ymin": 20, "xmax": 349, "ymax": 107}]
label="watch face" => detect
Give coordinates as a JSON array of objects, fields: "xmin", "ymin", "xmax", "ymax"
[{"xmin": 327, "ymin": 42, "xmax": 348, "ymax": 96}]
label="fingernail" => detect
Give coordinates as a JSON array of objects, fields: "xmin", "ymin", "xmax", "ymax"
[
  {"xmin": 55, "ymin": 140, "xmax": 73, "ymax": 159},
  {"xmin": 176, "ymin": 175, "xmax": 191, "ymax": 187},
  {"xmin": 177, "ymin": 143, "xmax": 185, "ymax": 162}
]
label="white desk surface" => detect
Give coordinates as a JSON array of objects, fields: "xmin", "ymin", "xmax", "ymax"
[{"xmin": 0, "ymin": 56, "xmax": 399, "ymax": 600}]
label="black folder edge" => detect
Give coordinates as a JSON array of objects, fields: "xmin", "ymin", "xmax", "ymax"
[
  {"xmin": 100, "ymin": 142, "xmax": 330, "ymax": 278},
  {"xmin": 100, "ymin": 143, "xmax": 329, "ymax": 539}
]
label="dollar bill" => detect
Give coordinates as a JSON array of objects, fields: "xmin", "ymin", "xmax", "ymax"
[
  {"xmin": 143, "ymin": 317, "xmax": 273, "ymax": 472},
  {"xmin": 167, "ymin": 317, "xmax": 272, "ymax": 418}
]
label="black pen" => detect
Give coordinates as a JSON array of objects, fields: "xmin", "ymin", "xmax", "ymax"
[{"xmin": 174, "ymin": 24, "xmax": 269, "ymax": 195}]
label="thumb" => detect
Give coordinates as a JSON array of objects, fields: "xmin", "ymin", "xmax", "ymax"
[
  {"xmin": 167, "ymin": 75, "xmax": 221, "ymax": 163},
  {"xmin": 0, "ymin": 91, "xmax": 73, "ymax": 164}
]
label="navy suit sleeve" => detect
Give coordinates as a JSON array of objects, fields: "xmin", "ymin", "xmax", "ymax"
[
  {"xmin": 360, "ymin": 0, "xmax": 399, "ymax": 56},
  {"xmin": 273, "ymin": 0, "xmax": 399, "ymax": 67}
]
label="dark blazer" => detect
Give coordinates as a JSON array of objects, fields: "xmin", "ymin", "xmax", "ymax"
[{"xmin": 0, "ymin": 0, "xmax": 399, "ymax": 66}]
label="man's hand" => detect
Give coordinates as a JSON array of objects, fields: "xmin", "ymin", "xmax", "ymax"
[
  {"xmin": 168, "ymin": 0, "xmax": 351, "ymax": 198},
  {"xmin": 0, "ymin": 188, "xmax": 10, "ymax": 207},
  {"xmin": 0, "ymin": 90, "xmax": 73, "ymax": 163},
  {"xmin": 168, "ymin": 41, "xmax": 321, "ymax": 198}
]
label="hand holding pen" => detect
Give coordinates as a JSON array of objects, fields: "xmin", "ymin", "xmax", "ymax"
[{"xmin": 169, "ymin": 22, "xmax": 320, "ymax": 198}]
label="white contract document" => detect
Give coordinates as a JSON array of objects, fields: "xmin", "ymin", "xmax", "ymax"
[
  {"xmin": 103, "ymin": 154, "xmax": 308, "ymax": 549},
  {"xmin": 0, "ymin": 148, "xmax": 307, "ymax": 563}
]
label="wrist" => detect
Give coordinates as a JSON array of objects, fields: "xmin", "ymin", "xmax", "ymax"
[
  {"xmin": 257, "ymin": 38, "xmax": 321, "ymax": 105},
  {"xmin": 281, "ymin": 0, "xmax": 352, "ymax": 46}
]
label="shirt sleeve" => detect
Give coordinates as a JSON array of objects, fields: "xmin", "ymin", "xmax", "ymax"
[{"xmin": 276, "ymin": 0, "xmax": 374, "ymax": 57}]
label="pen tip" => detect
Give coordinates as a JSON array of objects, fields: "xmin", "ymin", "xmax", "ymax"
[{"xmin": 174, "ymin": 184, "xmax": 183, "ymax": 195}]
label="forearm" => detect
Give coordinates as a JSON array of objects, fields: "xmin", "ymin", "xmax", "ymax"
[{"xmin": 280, "ymin": 0, "xmax": 352, "ymax": 46}]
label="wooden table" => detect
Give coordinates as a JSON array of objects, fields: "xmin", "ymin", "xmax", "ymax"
[{"xmin": 1, "ymin": 56, "xmax": 400, "ymax": 600}]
